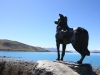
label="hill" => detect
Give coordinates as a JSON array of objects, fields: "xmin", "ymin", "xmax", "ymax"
[{"xmin": 0, "ymin": 39, "xmax": 49, "ymax": 52}]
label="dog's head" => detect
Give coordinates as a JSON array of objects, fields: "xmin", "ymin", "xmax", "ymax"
[{"xmin": 54, "ymin": 14, "xmax": 67, "ymax": 26}]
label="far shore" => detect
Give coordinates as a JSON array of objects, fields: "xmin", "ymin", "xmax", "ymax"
[
  {"xmin": 0, "ymin": 50, "xmax": 100, "ymax": 53},
  {"xmin": 0, "ymin": 49, "xmax": 50, "ymax": 52}
]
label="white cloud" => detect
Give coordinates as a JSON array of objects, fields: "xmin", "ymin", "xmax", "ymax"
[{"xmin": 97, "ymin": 49, "xmax": 100, "ymax": 50}]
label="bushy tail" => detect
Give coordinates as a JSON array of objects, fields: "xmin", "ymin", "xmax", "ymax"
[
  {"xmin": 83, "ymin": 29, "xmax": 90, "ymax": 56},
  {"xmin": 86, "ymin": 49, "xmax": 90, "ymax": 56}
]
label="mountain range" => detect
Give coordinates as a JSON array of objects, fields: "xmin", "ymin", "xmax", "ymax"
[
  {"xmin": 44, "ymin": 47, "xmax": 100, "ymax": 53},
  {"xmin": 44, "ymin": 47, "xmax": 73, "ymax": 52},
  {"xmin": 0, "ymin": 39, "xmax": 99, "ymax": 53},
  {"xmin": 0, "ymin": 39, "xmax": 49, "ymax": 52}
]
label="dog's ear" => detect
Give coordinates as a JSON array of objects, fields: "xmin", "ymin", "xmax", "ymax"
[
  {"xmin": 59, "ymin": 14, "xmax": 64, "ymax": 18},
  {"xmin": 64, "ymin": 16, "xmax": 68, "ymax": 21},
  {"xmin": 54, "ymin": 21, "xmax": 58, "ymax": 24}
]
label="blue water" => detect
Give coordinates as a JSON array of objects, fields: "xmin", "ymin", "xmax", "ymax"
[{"xmin": 0, "ymin": 51, "xmax": 100, "ymax": 68}]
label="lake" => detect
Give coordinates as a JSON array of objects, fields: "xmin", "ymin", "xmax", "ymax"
[{"xmin": 0, "ymin": 51, "xmax": 100, "ymax": 68}]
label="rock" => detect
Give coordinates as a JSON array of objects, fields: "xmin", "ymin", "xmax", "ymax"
[
  {"xmin": 70, "ymin": 64, "xmax": 92, "ymax": 74},
  {"xmin": 32, "ymin": 60, "xmax": 80, "ymax": 75},
  {"xmin": 32, "ymin": 60, "xmax": 98, "ymax": 75},
  {"xmin": 54, "ymin": 61, "xmax": 93, "ymax": 74}
]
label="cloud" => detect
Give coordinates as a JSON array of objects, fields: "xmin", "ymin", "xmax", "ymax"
[{"xmin": 97, "ymin": 49, "xmax": 100, "ymax": 50}]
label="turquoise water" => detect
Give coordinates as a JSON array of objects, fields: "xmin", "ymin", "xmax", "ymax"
[{"xmin": 0, "ymin": 51, "xmax": 100, "ymax": 67}]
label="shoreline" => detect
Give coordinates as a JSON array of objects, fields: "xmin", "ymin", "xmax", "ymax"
[
  {"xmin": 0, "ymin": 56, "xmax": 22, "ymax": 58},
  {"xmin": 0, "ymin": 50, "xmax": 100, "ymax": 53},
  {"xmin": 0, "ymin": 49, "xmax": 50, "ymax": 52}
]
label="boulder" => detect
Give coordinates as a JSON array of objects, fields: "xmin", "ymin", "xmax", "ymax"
[
  {"xmin": 32, "ymin": 60, "xmax": 98, "ymax": 75},
  {"xmin": 32, "ymin": 60, "xmax": 80, "ymax": 75}
]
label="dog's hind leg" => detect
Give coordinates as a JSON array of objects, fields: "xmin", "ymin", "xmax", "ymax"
[{"xmin": 77, "ymin": 54, "xmax": 86, "ymax": 64}]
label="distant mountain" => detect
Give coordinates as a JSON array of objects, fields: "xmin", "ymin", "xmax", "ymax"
[
  {"xmin": 0, "ymin": 39, "xmax": 49, "ymax": 52},
  {"xmin": 90, "ymin": 50, "xmax": 100, "ymax": 53},
  {"xmin": 44, "ymin": 47, "xmax": 73, "ymax": 52},
  {"xmin": 44, "ymin": 47, "xmax": 57, "ymax": 51}
]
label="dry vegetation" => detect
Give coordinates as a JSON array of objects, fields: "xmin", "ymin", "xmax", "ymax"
[
  {"xmin": 0, "ymin": 60, "xmax": 34, "ymax": 75},
  {"xmin": 93, "ymin": 68, "xmax": 100, "ymax": 75}
]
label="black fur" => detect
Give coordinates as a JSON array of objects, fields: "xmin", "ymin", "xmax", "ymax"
[{"xmin": 54, "ymin": 14, "xmax": 90, "ymax": 64}]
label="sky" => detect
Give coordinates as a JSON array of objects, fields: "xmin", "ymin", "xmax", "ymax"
[{"xmin": 0, "ymin": 0, "xmax": 100, "ymax": 50}]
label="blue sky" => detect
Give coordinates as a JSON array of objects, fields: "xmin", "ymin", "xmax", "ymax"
[{"xmin": 0, "ymin": 0, "xmax": 100, "ymax": 50}]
